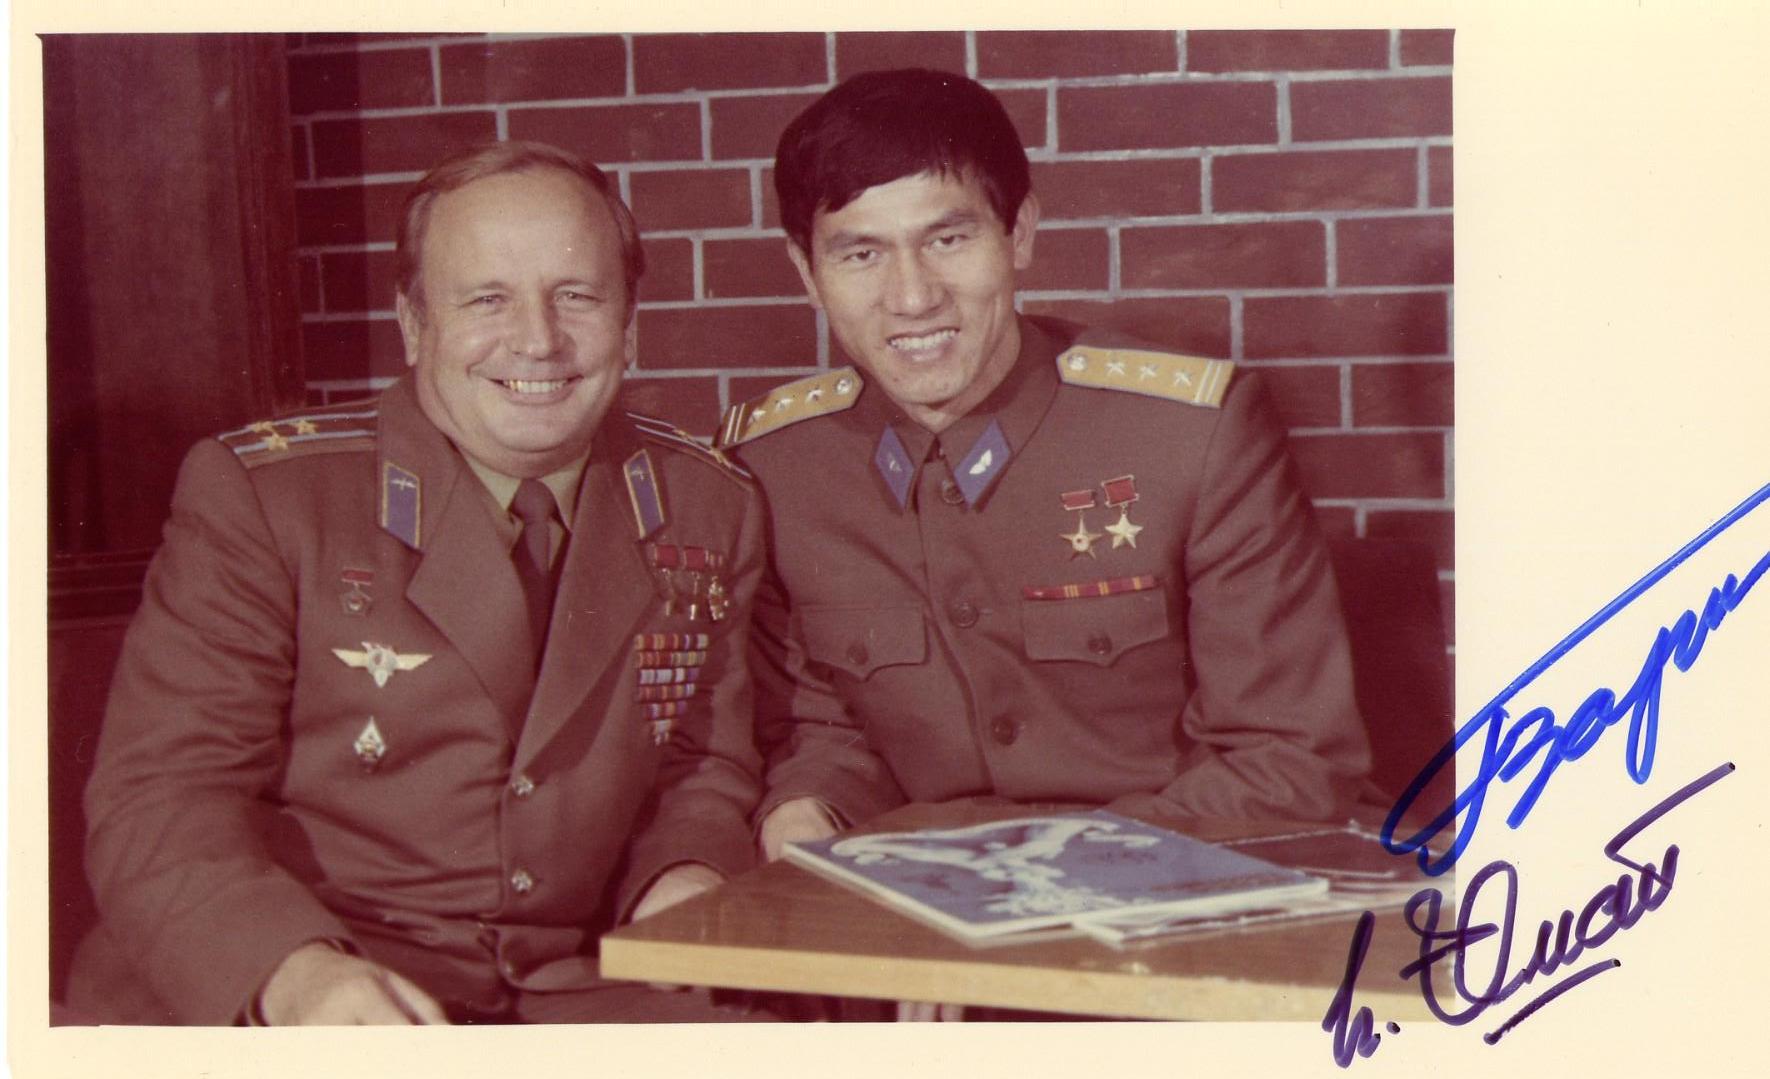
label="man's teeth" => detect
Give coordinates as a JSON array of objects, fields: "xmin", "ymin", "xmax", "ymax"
[
  {"xmin": 889, "ymin": 329, "xmax": 957, "ymax": 352},
  {"xmin": 501, "ymin": 379, "xmax": 570, "ymax": 394}
]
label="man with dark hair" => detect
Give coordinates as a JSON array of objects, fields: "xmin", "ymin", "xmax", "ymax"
[
  {"xmin": 721, "ymin": 69, "xmax": 1372, "ymax": 860},
  {"xmin": 73, "ymin": 141, "xmax": 767, "ymax": 1024}
]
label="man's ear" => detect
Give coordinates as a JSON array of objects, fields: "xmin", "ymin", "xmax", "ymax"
[
  {"xmin": 1010, "ymin": 194, "xmax": 1041, "ymax": 272},
  {"xmin": 395, "ymin": 292, "xmax": 422, "ymax": 368},
  {"xmin": 785, "ymin": 240, "xmax": 823, "ymax": 310}
]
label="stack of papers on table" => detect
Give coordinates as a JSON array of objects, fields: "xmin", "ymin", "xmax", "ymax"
[{"xmin": 784, "ymin": 809, "xmax": 1329, "ymax": 945}]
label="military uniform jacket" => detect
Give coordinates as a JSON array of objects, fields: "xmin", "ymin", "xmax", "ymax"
[
  {"xmin": 80, "ymin": 377, "xmax": 764, "ymax": 1023},
  {"xmin": 725, "ymin": 317, "xmax": 1370, "ymax": 829}
]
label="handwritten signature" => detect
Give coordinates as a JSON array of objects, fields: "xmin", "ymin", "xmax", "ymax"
[
  {"xmin": 1324, "ymin": 761, "xmax": 1734, "ymax": 1066},
  {"xmin": 1384, "ymin": 482, "xmax": 1770, "ymax": 875}
]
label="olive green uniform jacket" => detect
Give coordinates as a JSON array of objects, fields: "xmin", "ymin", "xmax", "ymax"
[
  {"xmin": 75, "ymin": 378, "xmax": 764, "ymax": 1023},
  {"xmin": 725, "ymin": 317, "xmax": 1370, "ymax": 830}
]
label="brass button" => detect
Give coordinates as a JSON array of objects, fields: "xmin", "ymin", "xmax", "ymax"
[
  {"xmin": 510, "ymin": 869, "xmax": 535, "ymax": 895},
  {"xmin": 989, "ymin": 717, "xmax": 1019, "ymax": 746},
  {"xmin": 846, "ymin": 642, "xmax": 870, "ymax": 666},
  {"xmin": 510, "ymin": 774, "xmax": 536, "ymax": 798},
  {"xmin": 951, "ymin": 601, "xmax": 979, "ymax": 628},
  {"xmin": 940, "ymin": 480, "xmax": 965, "ymax": 505},
  {"xmin": 1087, "ymin": 633, "xmax": 1112, "ymax": 656}
]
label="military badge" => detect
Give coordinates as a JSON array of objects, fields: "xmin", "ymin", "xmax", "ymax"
[
  {"xmin": 623, "ymin": 448, "xmax": 668, "ymax": 540},
  {"xmin": 340, "ymin": 567, "xmax": 374, "ymax": 616},
  {"xmin": 332, "ymin": 642, "xmax": 432, "ymax": 688},
  {"xmin": 1059, "ymin": 489, "xmax": 1102, "ymax": 558},
  {"xmin": 353, "ymin": 717, "xmax": 387, "ymax": 772},
  {"xmin": 632, "ymin": 633, "xmax": 711, "ymax": 744},
  {"xmin": 1101, "ymin": 474, "xmax": 1144, "ymax": 549}
]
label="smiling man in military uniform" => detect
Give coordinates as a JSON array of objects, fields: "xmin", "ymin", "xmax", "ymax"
[
  {"xmin": 721, "ymin": 70, "xmax": 1372, "ymax": 862},
  {"xmin": 73, "ymin": 142, "xmax": 766, "ymax": 1024}
]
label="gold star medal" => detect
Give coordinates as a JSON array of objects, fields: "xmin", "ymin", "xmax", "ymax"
[
  {"xmin": 1101, "ymin": 475, "xmax": 1143, "ymax": 549},
  {"xmin": 1058, "ymin": 489, "xmax": 1102, "ymax": 558}
]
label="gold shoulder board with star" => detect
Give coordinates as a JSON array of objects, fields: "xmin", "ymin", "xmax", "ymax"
[
  {"xmin": 218, "ymin": 404, "xmax": 379, "ymax": 470},
  {"xmin": 716, "ymin": 368, "xmax": 864, "ymax": 448},
  {"xmin": 626, "ymin": 412, "xmax": 753, "ymax": 483},
  {"xmin": 1055, "ymin": 346, "xmax": 1235, "ymax": 409}
]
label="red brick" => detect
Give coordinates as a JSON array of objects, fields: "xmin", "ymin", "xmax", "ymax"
[
  {"xmin": 1313, "ymin": 504, "xmax": 1357, "ymax": 540},
  {"xmin": 1245, "ymin": 364, "xmax": 1343, "ymax": 429},
  {"xmin": 978, "ymin": 31, "xmax": 1177, "ymax": 78},
  {"xmin": 1292, "ymin": 77, "xmax": 1452, "ymax": 142},
  {"xmin": 1019, "ymin": 297, "xmax": 1231, "ymax": 358},
  {"xmin": 997, "ymin": 87, "xmax": 1051, "ymax": 152},
  {"xmin": 1030, "ymin": 158, "xmax": 1201, "ymax": 219},
  {"xmin": 1244, "ymin": 293, "xmax": 1448, "ymax": 358},
  {"xmin": 295, "ymin": 182, "xmax": 409, "ymax": 246},
  {"xmin": 704, "ymin": 237, "xmax": 802, "ymax": 301},
  {"xmin": 1428, "ymin": 146, "xmax": 1452, "ymax": 207},
  {"xmin": 312, "ymin": 112, "xmax": 498, "ymax": 179},
  {"xmin": 1365, "ymin": 508, "xmax": 1455, "ymax": 570},
  {"xmin": 440, "ymin": 36, "xmax": 625, "ymax": 105},
  {"xmin": 1287, "ymin": 432, "xmax": 1445, "ymax": 499},
  {"xmin": 1352, "ymin": 362, "xmax": 1453, "ymax": 427},
  {"xmin": 288, "ymin": 48, "xmax": 435, "ymax": 114},
  {"xmin": 1188, "ymin": 30, "xmax": 1389, "ymax": 73},
  {"xmin": 1058, "ymin": 82, "xmax": 1277, "ymax": 152},
  {"xmin": 836, "ymin": 32, "xmax": 966, "ymax": 79},
  {"xmin": 629, "ymin": 169, "xmax": 753, "ymax": 231},
  {"xmin": 298, "ymin": 255, "xmax": 322, "ymax": 313},
  {"xmin": 1213, "ymin": 149, "xmax": 1416, "ymax": 213},
  {"xmin": 1338, "ymin": 215, "xmax": 1452, "ymax": 287},
  {"xmin": 508, "ymin": 102, "xmax": 702, "ymax": 165},
  {"xmin": 1020, "ymin": 228, "xmax": 1109, "ymax": 292},
  {"xmin": 711, "ymin": 92, "xmax": 822, "ymax": 160},
  {"xmin": 634, "ymin": 33, "xmax": 826, "ymax": 94},
  {"xmin": 292, "ymin": 126, "xmax": 310, "ymax": 181},
  {"xmin": 321, "ymin": 249, "xmax": 400, "ymax": 313},
  {"xmin": 637, "ymin": 304, "xmax": 819, "ymax": 369},
  {"xmin": 1439, "ymin": 580, "xmax": 1456, "ymax": 646},
  {"xmin": 639, "ymin": 236, "xmax": 695, "ymax": 303},
  {"xmin": 302, "ymin": 319, "xmax": 406, "ymax": 381},
  {"xmin": 1121, "ymin": 221, "xmax": 1325, "ymax": 290},
  {"xmin": 1400, "ymin": 30, "xmax": 1454, "ymax": 67},
  {"xmin": 615, "ymin": 375, "xmax": 722, "ymax": 438},
  {"xmin": 728, "ymin": 372, "xmax": 821, "ymax": 406}
]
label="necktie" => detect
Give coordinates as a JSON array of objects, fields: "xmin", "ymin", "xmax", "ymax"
[{"xmin": 510, "ymin": 478, "xmax": 558, "ymax": 664}]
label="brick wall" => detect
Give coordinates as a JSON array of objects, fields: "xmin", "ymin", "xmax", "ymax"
[{"xmin": 286, "ymin": 29, "xmax": 1455, "ymax": 644}]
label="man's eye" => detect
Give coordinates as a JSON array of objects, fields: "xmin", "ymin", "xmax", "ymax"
[
  {"xmin": 840, "ymin": 248, "xmax": 879, "ymax": 266},
  {"xmin": 468, "ymin": 294, "xmax": 505, "ymax": 309},
  {"xmin": 930, "ymin": 232, "xmax": 966, "ymax": 250},
  {"xmin": 558, "ymin": 290, "xmax": 598, "ymax": 304}
]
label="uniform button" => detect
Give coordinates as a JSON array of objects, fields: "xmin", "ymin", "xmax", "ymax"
[
  {"xmin": 940, "ymin": 480, "xmax": 965, "ymax": 506},
  {"xmin": 510, "ymin": 869, "xmax": 535, "ymax": 895},
  {"xmin": 1087, "ymin": 633, "xmax": 1112, "ymax": 656},
  {"xmin": 846, "ymin": 642, "xmax": 870, "ymax": 666},
  {"xmin": 510, "ymin": 773, "xmax": 536, "ymax": 798},
  {"xmin": 951, "ymin": 601, "xmax": 979, "ymax": 628},
  {"xmin": 990, "ymin": 717, "xmax": 1019, "ymax": 746}
]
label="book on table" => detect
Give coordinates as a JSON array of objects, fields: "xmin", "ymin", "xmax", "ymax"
[{"xmin": 783, "ymin": 809, "xmax": 1328, "ymax": 944}]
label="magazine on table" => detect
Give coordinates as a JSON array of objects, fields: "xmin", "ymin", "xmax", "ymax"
[{"xmin": 783, "ymin": 809, "xmax": 1329, "ymax": 944}]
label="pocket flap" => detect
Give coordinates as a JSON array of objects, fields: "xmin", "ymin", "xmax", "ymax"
[
  {"xmin": 800, "ymin": 605, "xmax": 927, "ymax": 679},
  {"xmin": 1021, "ymin": 588, "xmax": 1170, "ymax": 667}
]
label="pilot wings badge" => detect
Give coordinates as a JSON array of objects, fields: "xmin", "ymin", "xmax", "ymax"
[{"xmin": 332, "ymin": 642, "xmax": 432, "ymax": 688}]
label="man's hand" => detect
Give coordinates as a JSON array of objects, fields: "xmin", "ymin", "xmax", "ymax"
[
  {"xmin": 258, "ymin": 941, "xmax": 448, "ymax": 1025},
  {"xmin": 757, "ymin": 796, "xmax": 840, "ymax": 861},
  {"xmin": 628, "ymin": 862, "xmax": 725, "ymax": 923}
]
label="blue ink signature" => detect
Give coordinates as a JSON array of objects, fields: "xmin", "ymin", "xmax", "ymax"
[
  {"xmin": 1385, "ymin": 482, "xmax": 1770, "ymax": 875},
  {"xmin": 1324, "ymin": 762, "xmax": 1734, "ymax": 1066}
]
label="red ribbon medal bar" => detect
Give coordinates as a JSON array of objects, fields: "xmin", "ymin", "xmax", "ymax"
[
  {"xmin": 646, "ymin": 544, "xmax": 730, "ymax": 622},
  {"xmin": 632, "ymin": 631, "xmax": 712, "ymax": 744}
]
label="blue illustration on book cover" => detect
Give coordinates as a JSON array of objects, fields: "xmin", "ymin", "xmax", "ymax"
[{"xmin": 786, "ymin": 810, "xmax": 1327, "ymax": 939}]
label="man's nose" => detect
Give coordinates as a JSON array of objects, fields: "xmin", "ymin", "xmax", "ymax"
[
  {"xmin": 507, "ymin": 300, "xmax": 562, "ymax": 359},
  {"xmin": 884, "ymin": 253, "xmax": 943, "ymax": 317}
]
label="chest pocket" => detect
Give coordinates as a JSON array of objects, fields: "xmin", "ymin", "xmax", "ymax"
[
  {"xmin": 799, "ymin": 605, "xmax": 927, "ymax": 680},
  {"xmin": 1021, "ymin": 587, "xmax": 1172, "ymax": 668}
]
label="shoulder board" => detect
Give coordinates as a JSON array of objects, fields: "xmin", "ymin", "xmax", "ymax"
[
  {"xmin": 716, "ymin": 368, "xmax": 863, "ymax": 448},
  {"xmin": 626, "ymin": 412, "xmax": 752, "ymax": 483},
  {"xmin": 216, "ymin": 405, "xmax": 379, "ymax": 469},
  {"xmin": 1055, "ymin": 346, "xmax": 1234, "ymax": 409}
]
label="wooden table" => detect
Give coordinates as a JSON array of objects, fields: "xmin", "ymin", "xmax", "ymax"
[{"xmin": 602, "ymin": 803, "xmax": 1443, "ymax": 1021}]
